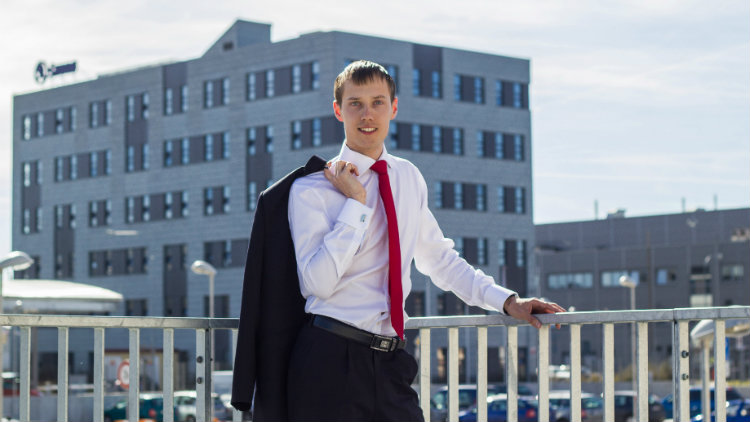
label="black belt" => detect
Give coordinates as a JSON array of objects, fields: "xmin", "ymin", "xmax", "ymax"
[{"xmin": 310, "ymin": 315, "xmax": 406, "ymax": 352}]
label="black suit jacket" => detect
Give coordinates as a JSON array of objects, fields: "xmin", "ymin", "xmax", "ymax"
[{"xmin": 231, "ymin": 155, "xmax": 326, "ymax": 421}]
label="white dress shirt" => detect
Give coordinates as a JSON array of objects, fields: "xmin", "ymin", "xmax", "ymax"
[{"xmin": 288, "ymin": 143, "xmax": 516, "ymax": 336}]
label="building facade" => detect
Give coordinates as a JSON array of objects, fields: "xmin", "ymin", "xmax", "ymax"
[
  {"xmin": 536, "ymin": 208, "xmax": 750, "ymax": 381},
  {"xmin": 13, "ymin": 20, "xmax": 535, "ymax": 386}
]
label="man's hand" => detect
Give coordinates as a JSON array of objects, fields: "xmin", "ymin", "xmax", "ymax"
[
  {"xmin": 324, "ymin": 161, "xmax": 366, "ymax": 204},
  {"xmin": 503, "ymin": 295, "xmax": 566, "ymax": 329}
]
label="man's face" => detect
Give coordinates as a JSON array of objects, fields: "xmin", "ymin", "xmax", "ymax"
[{"xmin": 333, "ymin": 78, "xmax": 398, "ymax": 160}]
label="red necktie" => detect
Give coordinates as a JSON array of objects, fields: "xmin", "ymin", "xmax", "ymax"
[{"xmin": 370, "ymin": 160, "xmax": 404, "ymax": 339}]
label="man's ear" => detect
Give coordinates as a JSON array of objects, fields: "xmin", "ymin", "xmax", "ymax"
[
  {"xmin": 391, "ymin": 97, "xmax": 398, "ymax": 120},
  {"xmin": 333, "ymin": 100, "xmax": 344, "ymax": 122}
]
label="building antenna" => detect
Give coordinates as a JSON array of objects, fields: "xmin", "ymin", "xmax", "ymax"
[
  {"xmin": 594, "ymin": 200, "xmax": 599, "ymax": 220},
  {"xmin": 714, "ymin": 194, "xmax": 718, "ymax": 211},
  {"xmin": 681, "ymin": 197, "xmax": 686, "ymax": 213}
]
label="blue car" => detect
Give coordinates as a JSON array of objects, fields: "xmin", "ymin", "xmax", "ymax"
[
  {"xmin": 458, "ymin": 393, "xmax": 559, "ymax": 422},
  {"xmin": 691, "ymin": 399, "xmax": 750, "ymax": 422},
  {"xmin": 663, "ymin": 387, "xmax": 745, "ymax": 419}
]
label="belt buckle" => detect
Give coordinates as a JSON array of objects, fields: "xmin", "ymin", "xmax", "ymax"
[{"xmin": 371, "ymin": 334, "xmax": 395, "ymax": 352}]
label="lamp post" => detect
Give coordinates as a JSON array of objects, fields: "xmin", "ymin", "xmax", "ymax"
[
  {"xmin": 0, "ymin": 251, "xmax": 34, "ymax": 420},
  {"xmin": 619, "ymin": 274, "xmax": 638, "ymax": 418}
]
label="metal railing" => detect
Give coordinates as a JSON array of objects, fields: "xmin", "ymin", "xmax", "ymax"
[{"xmin": 2, "ymin": 306, "xmax": 749, "ymax": 422}]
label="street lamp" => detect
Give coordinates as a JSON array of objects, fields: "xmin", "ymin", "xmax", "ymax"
[
  {"xmin": 0, "ymin": 251, "xmax": 34, "ymax": 420},
  {"xmin": 619, "ymin": 274, "xmax": 638, "ymax": 417},
  {"xmin": 190, "ymin": 259, "xmax": 217, "ymax": 415}
]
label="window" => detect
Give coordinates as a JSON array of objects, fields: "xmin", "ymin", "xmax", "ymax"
[
  {"xmin": 452, "ymin": 128, "xmax": 463, "ymax": 155},
  {"xmin": 453, "ymin": 74, "xmax": 461, "ymax": 101},
  {"xmin": 432, "ymin": 126, "xmax": 442, "ymax": 153},
  {"xmin": 55, "ymin": 157, "xmax": 63, "ymax": 181},
  {"xmin": 142, "ymin": 144, "xmax": 149, "ymax": 170},
  {"xmin": 266, "ymin": 70, "xmax": 275, "ymax": 98},
  {"xmin": 181, "ymin": 191, "xmax": 189, "ymax": 217},
  {"xmin": 265, "ymin": 126, "xmax": 274, "ymax": 153},
  {"xmin": 312, "ymin": 118, "xmax": 322, "ymax": 147},
  {"xmin": 601, "ymin": 270, "xmax": 640, "ymax": 287},
  {"xmin": 36, "ymin": 207, "xmax": 42, "ymax": 232},
  {"xmin": 126, "ymin": 95, "xmax": 135, "ymax": 122},
  {"xmin": 165, "ymin": 192, "xmax": 173, "ymax": 219},
  {"xmin": 478, "ymin": 238, "xmax": 488, "ymax": 265},
  {"xmin": 247, "ymin": 128, "xmax": 256, "ymax": 156},
  {"xmin": 221, "ymin": 77, "xmax": 230, "ymax": 105},
  {"xmin": 411, "ymin": 124, "xmax": 420, "ymax": 151},
  {"xmin": 164, "ymin": 141, "xmax": 173, "ymax": 167},
  {"xmin": 142, "ymin": 195, "xmax": 150, "ymax": 222},
  {"xmin": 89, "ymin": 201, "xmax": 98, "ymax": 227},
  {"xmin": 222, "ymin": 132, "xmax": 230, "ymax": 159},
  {"xmin": 454, "ymin": 183, "xmax": 463, "ymax": 210},
  {"xmin": 180, "ymin": 85, "xmax": 188, "ymax": 112},
  {"xmin": 37, "ymin": 113, "xmax": 44, "ymax": 137},
  {"xmin": 204, "ymin": 81, "xmax": 213, "ymax": 108},
  {"xmin": 431, "ymin": 71, "xmax": 441, "ymax": 98},
  {"xmin": 70, "ymin": 155, "xmax": 78, "ymax": 180},
  {"xmin": 291, "ymin": 120, "xmax": 302, "ymax": 150},
  {"xmin": 495, "ymin": 80, "xmax": 503, "ymax": 106},
  {"xmin": 434, "ymin": 182, "xmax": 443, "ymax": 208},
  {"xmin": 247, "ymin": 182, "xmax": 257, "ymax": 211},
  {"xmin": 514, "ymin": 135, "xmax": 524, "ymax": 161},
  {"xmin": 164, "ymin": 88, "xmax": 173, "ymax": 115},
  {"xmin": 548, "ymin": 273, "xmax": 594, "ymax": 289},
  {"xmin": 476, "ymin": 185, "xmax": 486, "ymax": 211},
  {"xmin": 389, "ymin": 124, "xmax": 398, "ymax": 150},
  {"xmin": 495, "ymin": 133, "xmax": 504, "ymax": 159},
  {"xmin": 22, "ymin": 209, "xmax": 30, "ymax": 234},
  {"xmin": 476, "ymin": 131, "xmax": 484, "ymax": 157},
  {"xmin": 36, "ymin": 161, "xmax": 42, "ymax": 185},
  {"xmin": 56, "ymin": 206, "xmax": 63, "ymax": 228},
  {"xmin": 141, "ymin": 93, "xmax": 150, "ymax": 119},
  {"xmin": 23, "ymin": 115, "xmax": 31, "ymax": 140},
  {"xmin": 412, "ymin": 69, "xmax": 421, "ymax": 96},
  {"xmin": 105, "ymin": 200, "xmax": 112, "ymax": 225},
  {"xmin": 105, "ymin": 100, "xmax": 112, "ymax": 125},
  {"xmin": 126, "ymin": 146, "xmax": 135, "ymax": 172},
  {"xmin": 721, "ymin": 264, "xmax": 744, "ymax": 282},
  {"xmin": 181, "ymin": 138, "xmax": 189, "ymax": 165},
  {"xmin": 205, "ymin": 134, "xmax": 214, "ymax": 161},
  {"xmin": 247, "ymin": 73, "xmax": 256, "ymax": 101},
  {"xmin": 90, "ymin": 102, "xmax": 99, "ymax": 128},
  {"xmin": 656, "ymin": 268, "xmax": 676, "ymax": 285},
  {"xmin": 223, "ymin": 186, "xmax": 231, "ymax": 213},
  {"xmin": 204, "ymin": 188, "xmax": 214, "ymax": 215},
  {"xmin": 312, "ymin": 61, "xmax": 320, "ymax": 90},
  {"xmin": 126, "ymin": 197, "xmax": 135, "ymax": 223},
  {"xmin": 292, "ymin": 64, "xmax": 302, "ymax": 93},
  {"xmin": 105, "ymin": 150, "xmax": 111, "ymax": 175},
  {"xmin": 70, "ymin": 107, "xmax": 77, "ymax": 131},
  {"xmin": 512, "ymin": 82, "xmax": 522, "ymax": 108},
  {"xmin": 516, "ymin": 240, "xmax": 525, "ymax": 267},
  {"xmin": 386, "ymin": 64, "xmax": 398, "ymax": 91},
  {"xmin": 55, "ymin": 109, "xmax": 64, "ymax": 133},
  {"xmin": 23, "ymin": 163, "xmax": 31, "ymax": 187},
  {"xmin": 69, "ymin": 204, "xmax": 76, "ymax": 229},
  {"xmin": 474, "ymin": 77, "xmax": 484, "ymax": 103},
  {"xmin": 90, "ymin": 152, "xmax": 98, "ymax": 177},
  {"xmin": 497, "ymin": 187, "xmax": 505, "ymax": 213},
  {"xmin": 455, "ymin": 238, "xmax": 464, "ymax": 258},
  {"xmin": 497, "ymin": 240, "xmax": 506, "ymax": 266},
  {"xmin": 515, "ymin": 187, "xmax": 525, "ymax": 214}
]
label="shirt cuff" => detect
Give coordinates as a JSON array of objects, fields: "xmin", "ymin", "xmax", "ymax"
[
  {"xmin": 485, "ymin": 286, "xmax": 517, "ymax": 315},
  {"xmin": 336, "ymin": 198, "xmax": 374, "ymax": 230}
]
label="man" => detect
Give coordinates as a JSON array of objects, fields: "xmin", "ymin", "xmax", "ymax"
[{"xmin": 286, "ymin": 60, "xmax": 565, "ymax": 421}]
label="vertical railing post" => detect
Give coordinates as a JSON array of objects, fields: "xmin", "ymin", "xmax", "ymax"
[
  {"xmin": 163, "ymin": 328, "xmax": 174, "ymax": 422},
  {"xmin": 506, "ymin": 326, "xmax": 518, "ymax": 422},
  {"xmin": 603, "ymin": 324, "xmax": 615, "ymax": 422},
  {"xmin": 232, "ymin": 329, "xmax": 242, "ymax": 422},
  {"xmin": 701, "ymin": 338, "xmax": 711, "ymax": 421},
  {"xmin": 20, "ymin": 327, "xmax": 31, "ymax": 422},
  {"xmin": 570, "ymin": 324, "xmax": 581, "ymax": 422},
  {"xmin": 419, "ymin": 328, "xmax": 431, "ymax": 422},
  {"xmin": 714, "ymin": 320, "xmax": 727, "ymax": 422},
  {"xmin": 476, "ymin": 327, "xmax": 487, "ymax": 422},
  {"xmin": 673, "ymin": 320, "xmax": 690, "ymax": 422},
  {"xmin": 447, "ymin": 327, "xmax": 459, "ymax": 422},
  {"xmin": 128, "ymin": 328, "xmax": 140, "ymax": 422},
  {"xmin": 537, "ymin": 325, "xmax": 550, "ymax": 422},
  {"xmin": 636, "ymin": 322, "xmax": 649, "ymax": 422},
  {"xmin": 196, "ymin": 328, "xmax": 212, "ymax": 422},
  {"xmin": 93, "ymin": 328, "xmax": 105, "ymax": 422},
  {"xmin": 57, "ymin": 327, "xmax": 69, "ymax": 422}
]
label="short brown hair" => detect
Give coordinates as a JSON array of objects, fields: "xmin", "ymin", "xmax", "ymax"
[{"xmin": 333, "ymin": 60, "xmax": 396, "ymax": 106}]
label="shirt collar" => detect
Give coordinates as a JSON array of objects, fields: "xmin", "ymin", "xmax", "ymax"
[{"xmin": 338, "ymin": 142, "xmax": 396, "ymax": 172}]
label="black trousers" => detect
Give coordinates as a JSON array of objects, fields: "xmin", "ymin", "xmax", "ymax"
[{"xmin": 287, "ymin": 321, "xmax": 425, "ymax": 422}]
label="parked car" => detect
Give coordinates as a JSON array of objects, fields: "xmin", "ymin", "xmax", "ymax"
[
  {"xmin": 662, "ymin": 386, "xmax": 745, "ymax": 419},
  {"xmin": 103, "ymin": 393, "xmax": 167, "ymax": 422},
  {"xmin": 614, "ymin": 391, "xmax": 665, "ymax": 422},
  {"xmin": 173, "ymin": 390, "xmax": 232, "ymax": 422},
  {"xmin": 547, "ymin": 390, "xmax": 604, "ymax": 422},
  {"xmin": 691, "ymin": 399, "xmax": 750, "ymax": 422},
  {"xmin": 430, "ymin": 384, "xmax": 534, "ymax": 422},
  {"xmin": 458, "ymin": 393, "xmax": 553, "ymax": 422}
]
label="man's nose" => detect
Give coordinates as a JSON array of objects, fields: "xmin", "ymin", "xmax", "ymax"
[{"xmin": 361, "ymin": 105, "xmax": 374, "ymax": 120}]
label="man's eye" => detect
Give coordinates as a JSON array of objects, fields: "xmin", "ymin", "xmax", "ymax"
[
  {"xmin": 350, "ymin": 101, "xmax": 360, "ymax": 106},
  {"xmin": 374, "ymin": 100, "xmax": 384, "ymax": 105}
]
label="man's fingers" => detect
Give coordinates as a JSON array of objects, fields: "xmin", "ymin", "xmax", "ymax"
[{"xmin": 525, "ymin": 314, "xmax": 542, "ymax": 329}]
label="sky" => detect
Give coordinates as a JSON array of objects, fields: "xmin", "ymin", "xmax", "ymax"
[{"xmin": 1, "ymin": 0, "xmax": 749, "ymax": 258}]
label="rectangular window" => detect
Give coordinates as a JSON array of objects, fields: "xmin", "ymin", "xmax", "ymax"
[
  {"xmin": 55, "ymin": 157, "xmax": 63, "ymax": 181},
  {"xmin": 165, "ymin": 192, "xmax": 173, "ymax": 219},
  {"xmin": 204, "ymin": 188, "xmax": 214, "ymax": 215},
  {"xmin": 292, "ymin": 64, "xmax": 302, "ymax": 93},
  {"xmin": 181, "ymin": 138, "xmax": 190, "ymax": 164},
  {"xmin": 164, "ymin": 140, "xmax": 173, "ymax": 167},
  {"xmin": 56, "ymin": 205, "xmax": 63, "ymax": 228},
  {"xmin": 247, "ymin": 182, "xmax": 257, "ymax": 211},
  {"xmin": 105, "ymin": 150, "xmax": 111, "ymax": 175},
  {"xmin": 70, "ymin": 107, "xmax": 77, "ymax": 131},
  {"xmin": 265, "ymin": 126, "xmax": 274, "ymax": 153},
  {"xmin": 181, "ymin": 191, "xmax": 189, "ymax": 217},
  {"xmin": 222, "ymin": 132, "xmax": 230, "ymax": 159},
  {"xmin": 513, "ymin": 83, "xmax": 522, "ymax": 108},
  {"xmin": 497, "ymin": 187, "xmax": 505, "ymax": 213},
  {"xmin": 142, "ymin": 143, "xmax": 149, "ymax": 170},
  {"xmin": 126, "ymin": 197, "xmax": 135, "ymax": 223},
  {"xmin": 386, "ymin": 64, "xmax": 398, "ymax": 92},
  {"xmin": 56, "ymin": 109, "xmax": 64, "ymax": 133},
  {"xmin": 516, "ymin": 240, "xmax": 525, "ymax": 267},
  {"xmin": 126, "ymin": 95, "xmax": 135, "ymax": 122},
  {"xmin": 411, "ymin": 124, "xmax": 420, "ymax": 151},
  {"xmin": 141, "ymin": 93, "xmax": 149, "ymax": 119},
  {"xmin": 514, "ymin": 135, "xmax": 524, "ymax": 161},
  {"xmin": 454, "ymin": 183, "xmax": 463, "ymax": 210},
  {"xmin": 90, "ymin": 102, "xmax": 99, "ymax": 128},
  {"xmin": 312, "ymin": 118, "xmax": 322, "ymax": 147},
  {"xmin": 453, "ymin": 128, "xmax": 463, "ymax": 155},
  {"xmin": 105, "ymin": 200, "xmax": 112, "ymax": 225},
  {"xmin": 22, "ymin": 209, "xmax": 30, "ymax": 234},
  {"xmin": 548, "ymin": 273, "xmax": 594, "ymax": 289},
  {"xmin": 180, "ymin": 85, "xmax": 188, "ymax": 112},
  {"xmin": 205, "ymin": 134, "xmax": 214, "ymax": 161},
  {"xmin": 204, "ymin": 81, "xmax": 214, "ymax": 108},
  {"xmin": 431, "ymin": 71, "xmax": 441, "ymax": 98},
  {"xmin": 455, "ymin": 238, "xmax": 464, "ymax": 258},
  {"xmin": 656, "ymin": 268, "xmax": 676, "ymax": 285},
  {"xmin": 247, "ymin": 128, "xmax": 256, "ymax": 156},
  {"xmin": 291, "ymin": 120, "xmax": 302, "ymax": 150},
  {"xmin": 89, "ymin": 201, "xmax": 98, "ymax": 227},
  {"xmin": 497, "ymin": 240, "xmax": 506, "ymax": 266},
  {"xmin": 474, "ymin": 77, "xmax": 484, "ymax": 103},
  {"xmin": 434, "ymin": 182, "xmax": 443, "ymax": 208},
  {"xmin": 70, "ymin": 155, "xmax": 78, "ymax": 180},
  {"xmin": 476, "ymin": 185, "xmax": 486, "ymax": 211},
  {"xmin": 90, "ymin": 152, "xmax": 98, "ymax": 177},
  {"xmin": 266, "ymin": 70, "xmax": 275, "ymax": 98},
  {"xmin": 495, "ymin": 80, "xmax": 503, "ymax": 106},
  {"xmin": 389, "ymin": 124, "xmax": 398, "ymax": 150},
  {"xmin": 515, "ymin": 187, "xmax": 524, "ymax": 214},
  {"xmin": 69, "ymin": 204, "xmax": 76, "ymax": 229},
  {"xmin": 36, "ymin": 161, "xmax": 42, "ymax": 184},
  {"xmin": 164, "ymin": 88, "xmax": 173, "ymax": 115},
  {"xmin": 478, "ymin": 238, "xmax": 488, "ymax": 265},
  {"xmin": 432, "ymin": 126, "xmax": 442, "ymax": 153},
  {"xmin": 36, "ymin": 207, "xmax": 42, "ymax": 232},
  {"xmin": 105, "ymin": 100, "xmax": 112, "ymax": 125},
  {"xmin": 23, "ymin": 115, "xmax": 31, "ymax": 140},
  {"xmin": 601, "ymin": 270, "xmax": 639, "ymax": 287},
  {"xmin": 312, "ymin": 61, "xmax": 320, "ymax": 90},
  {"xmin": 476, "ymin": 131, "xmax": 484, "ymax": 157},
  {"xmin": 221, "ymin": 77, "xmax": 230, "ymax": 105},
  {"xmin": 142, "ymin": 195, "xmax": 150, "ymax": 222},
  {"xmin": 453, "ymin": 74, "xmax": 461, "ymax": 101},
  {"xmin": 223, "ymin": 186, "xmax": 231, "ymax": 213},
  {"xmin": 247, "ymin": 73, "xmax": 256, "ymax": 101},
  {"xmin": 721, "ymin": 264, "xmax": 744, "ymax": 282},
  {"xmin": 495, "ymin": 133, "xmax": 504, "ymax": 159},
  {"xmin": 126, "ymin": 146, "xmax": 135, "ymax": 172},
  {"xmin": 23, "ymin": 163, "xmax": 31, "ymax": 187},
  {"xmin": 37, "ymin": 112, "xmax": 44, "ymax": 137},
  {"xmin": 412, "ymin": 69, "xmax": 421, "ymax": 96}
]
